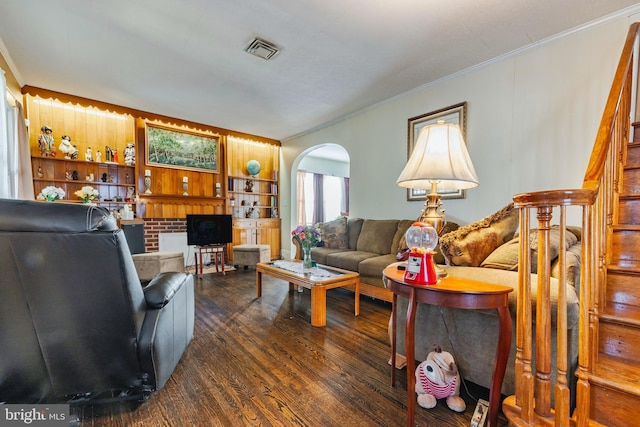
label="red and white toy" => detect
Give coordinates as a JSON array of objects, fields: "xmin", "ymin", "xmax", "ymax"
[
  {"xmin": 403, "ymin": 222, "xmax": 438, "ymax": 285},
  {"xmin": 415, "ymin": 345, "xmax": 466, "ymax": 412}
]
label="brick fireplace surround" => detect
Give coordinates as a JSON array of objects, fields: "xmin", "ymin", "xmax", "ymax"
[{"xmin": 142, "ymin": 218, "xmax": 186, "ymax": 253}]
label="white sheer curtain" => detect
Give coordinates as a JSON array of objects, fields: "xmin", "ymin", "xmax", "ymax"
[
  {"xmin": 0, "ymin": 69, "xmax": 9, "ymax": 198},
  {"xmin": 296, "ymin": 170, "xmax": 307, "ymax": 226},
  {"xmin": 0, "ymin": 67, "xmax": 33, "ymax": 200}
]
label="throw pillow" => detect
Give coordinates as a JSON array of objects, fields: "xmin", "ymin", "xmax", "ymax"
[
  {"xmin": 439, "ymin": 203, "xmax": 519, "ymax": 266},
  {"xmin": 356, "ymin": 219, "xmax": 400, "ymax": 254},
  {"xmin": 480, "ymin": 225, "xmax": 579, "ymax": 273},
  {"xmin": 318, "ymin": 216, "xmax": 349, "ymax": 249},
  {"xmin": 529, "ymin": 226, "xmax": 578, "ymax": 270}
]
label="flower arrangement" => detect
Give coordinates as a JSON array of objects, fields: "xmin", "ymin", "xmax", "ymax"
[
  {"xmin": 37, "ymin": 186, "xmax": 65, "ymax": 202},
  {"xmin": 292, "ymin": 224, "xmax": 321, "ymax": 249},
  {"xmin": 75, "ymin": 185, "xmax": 100, "ymax": 204}
]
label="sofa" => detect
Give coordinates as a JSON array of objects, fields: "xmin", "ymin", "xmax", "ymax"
[
  {"xmin": 391, "ymin": 203, "xmax": 582, "ymax": 398},
  {"xmin": 0, "ymin": 198, "xmax": 195, "ymax": 403},
  {"xmin": 293, "ymin": 216, "xmax": 459, "ymax": 302},
  {"xmin": 295, "ymin": 204, "xmax": 581, "ymax": 399}
]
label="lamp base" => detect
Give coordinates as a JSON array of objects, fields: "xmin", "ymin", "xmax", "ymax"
[
  {"xmin": 420, "ymin": 182, "xmax": 446, "ymax": 233},
  {"xmin": 436, "ymin": 264, "xmax": 448, "ymax": 278}
]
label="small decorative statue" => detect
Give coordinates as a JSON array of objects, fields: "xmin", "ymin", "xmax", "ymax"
[
  {"xmin": 244, "ymin": 180, "xmax": 254, "ymax": 192},
  {"xmin": 70, "ymin": 145, "xmax": 79, "ymax": 160},
  {"xmin": 37, "ymin": 166, "xmax": 43, "ymax": 178},
  {"xmin": 38, "ymin": 125, "xmax": 55, "ymax": 157},
  {"xmin": 415, "ymin": 345, "xmax": 466, "ymax": 413},
  {"xmin": 101, "ymin": 173, "xmax": 108, "ymax": 182},
  {"xmin": 124, "ymin": 142, "xmax": 135, "ymax": 166},
  {"xmin": 105, "ymin": 146, "xmax": 113, "ymax": 162},
  {"xmin": 112, "ymin": 149, "xmax": 119, "ymax": 163},
  {"xmin": 85, "ymin": 146, "xmax": 93, "ymax": 162},
  {"xmin": 58, "ymin": 135, "xmax": 75, "ymax": 159},
  {"xmin": 95, "ymin": 150, "xmax": 102, "ymax": 163},
  {"xmin": 71, "ymin": 170, "xmax": 79, "ymax": 181}
]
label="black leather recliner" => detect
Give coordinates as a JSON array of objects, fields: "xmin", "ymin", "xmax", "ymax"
[{"xmin": 0, "ymin": 198, "xmax": 194, "ymax": 403}]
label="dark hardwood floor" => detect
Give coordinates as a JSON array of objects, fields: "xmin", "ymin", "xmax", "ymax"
[{"xmin": 72, "ymin": 267, "xmax": 508, "ymax": 426}]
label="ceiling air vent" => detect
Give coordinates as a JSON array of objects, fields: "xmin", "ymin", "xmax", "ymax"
[{"xmin": 244, "ymin": 37, "xmax": 280, "ymax": 60}]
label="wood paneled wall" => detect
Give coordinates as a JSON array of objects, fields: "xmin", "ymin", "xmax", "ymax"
[
  {"xmin": 25, "ymin": 95, "xmax": 135, "ymax": 161},
  {"xmin": 227, "ymin": 136, "xmax": 279, "ymax": 178},
  {"xmin": 23, "ymin": 87, "xmax": 280, "ymax": 220}
]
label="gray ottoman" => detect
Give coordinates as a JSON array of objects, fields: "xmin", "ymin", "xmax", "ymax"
[
  {"xmin": 132, "ymin": 251, "xmax": 184, "ymax": 281},
  {"xmin": 233, "ymin": 244, "xmax": 271, "ymax": 269}
]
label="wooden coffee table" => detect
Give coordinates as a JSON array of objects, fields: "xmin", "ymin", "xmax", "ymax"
[{"xmin": 256, "ymin": 260, "xmax": 360, "ymax": 327}]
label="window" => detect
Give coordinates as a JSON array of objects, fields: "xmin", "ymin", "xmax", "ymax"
[
  {"xmin": 323, "ymin": 175, "xmax": 343, "ymax": 220},
  {"xmin": 297, "ymin": 171, "xmax": 349, "ymax": 225}
]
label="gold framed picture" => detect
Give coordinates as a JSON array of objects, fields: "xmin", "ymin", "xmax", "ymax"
[
  {"xmin": 407, "ymin": 102, "xmax": 467, "ymax": 201},
  {"xmin": 146, "ymin": 123, "xmax": 220, "ymax": 173}
]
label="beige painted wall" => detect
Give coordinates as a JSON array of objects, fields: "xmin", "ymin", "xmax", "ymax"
[{"xmin": 279, "ymin": 13, "xmax": 638, "ymax": 257}]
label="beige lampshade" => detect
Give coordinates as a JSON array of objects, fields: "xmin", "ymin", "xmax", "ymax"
[{"xmin": 396, "ymin": 120, "xmax": 479, "ymax": 191}]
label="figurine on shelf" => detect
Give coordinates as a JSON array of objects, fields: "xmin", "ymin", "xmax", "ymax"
[
  {"xmin": 38, "ymin": 126, "xmax": 55, "ymax": 157},
  {"xmin": 71, "ymin": 170, "xmax": 79, "ymax": 181},
  {"xmin": 101, "ymin": 173, "xmax": 108, "ymax": 183},
  {"xmin": 65, "ymin": 171, "xmax": 72, "ymax": 180},
  {"xmin": 95, "ymin": 150, "xmax": 102, "ymax": 163},
  {"xmin": 85, "ymin": 146, "xmax": 93, "ymax": 162},
  {"xmin": 126, "ymin": 186, "xmax": 135, "ymax": 201},
  {"xmin": 105, "ymin": 146, "xmax": 113, "ymax": 163},
  {"xmin": 112, "ymin": 149, "xmax": 119, "ymax": 163},
  {"xmin": 244, "ymin": 180, "xmax": 254, "ymax": 192},
  {"xmin": 58, "ymin": 135, "xmax": 75, "ymax": 159},
  {"xmin": 37, "ymin": 166, "xmax": 43, "ymax": 178},
  {"xmin": 70, "ymin": 145, "xmax": 79, "ymax": 160},
  {"xmin": 124, "ymin": 142, "xmax": 135, "ymax": 166}
]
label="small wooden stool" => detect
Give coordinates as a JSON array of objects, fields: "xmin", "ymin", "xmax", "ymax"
[
  {"xmin": 195, "ymin": 245, "xmax": 226, "ymax": 278},
  {"xmin": 232, "ymin": 244, "xmax": 271, "ymax": 269}
]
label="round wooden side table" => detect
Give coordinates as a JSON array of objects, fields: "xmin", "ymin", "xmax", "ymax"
[{"xmin": 383, "ymin": 265, "xmax": 513, "ymax": 427}]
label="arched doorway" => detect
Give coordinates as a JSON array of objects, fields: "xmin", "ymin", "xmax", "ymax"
[{"xmin": 292, "ymin": 144, "xmax": 350, "ymax": 227}]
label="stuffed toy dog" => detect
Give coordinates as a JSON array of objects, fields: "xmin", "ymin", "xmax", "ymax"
[{"xmin": 415, "ymin": 345, "xmax": 466, "ymax": 412}]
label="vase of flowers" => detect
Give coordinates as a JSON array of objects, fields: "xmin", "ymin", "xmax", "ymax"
[
  {"xmin": 292, "ymin": 225, "xmax": 321, "ymax": 269},
  {"xmin": 37, "ymin": 186, "xmax": 65, "ymax": 202},
  {"xmin": 75, "ymin": 185, "xmax": 100, "ymax": 204}
]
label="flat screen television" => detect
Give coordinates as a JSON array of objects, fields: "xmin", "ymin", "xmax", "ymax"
[{"xmin": 186, "ymin": 214, "xmax": 233, "ymax": 246}]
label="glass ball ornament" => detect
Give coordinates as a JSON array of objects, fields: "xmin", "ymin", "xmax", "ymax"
[{"xmin": 405, "ymin": 222, "xmax": 438, "ymax": 252}]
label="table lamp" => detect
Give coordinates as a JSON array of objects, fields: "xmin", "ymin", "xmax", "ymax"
[{"xmin": 397, "ymin": 119, "xmax": 479, "ymax": 233}]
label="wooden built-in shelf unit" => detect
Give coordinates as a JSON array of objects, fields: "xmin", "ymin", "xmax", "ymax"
[{"xmin": 24, "ymin": 87, "xmax": 281, "ymax": 257}]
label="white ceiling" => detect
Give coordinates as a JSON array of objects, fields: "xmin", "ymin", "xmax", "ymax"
[{"xmin": 1, "ymin": 1, "xmax": 638, "ymax": 141}]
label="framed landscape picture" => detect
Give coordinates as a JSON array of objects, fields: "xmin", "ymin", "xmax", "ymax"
[
  {"xmin": 146, "ymin": 123, "xmax": 220, "ymax": 173},
  {"xmin": 407, "ymin": 102, "xmax": 467, "ymax": 201}
]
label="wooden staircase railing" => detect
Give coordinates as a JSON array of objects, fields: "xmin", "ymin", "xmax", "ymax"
[{"xmin": 502, "ymin": 22, "xmax": 640, "ymax": 427}]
